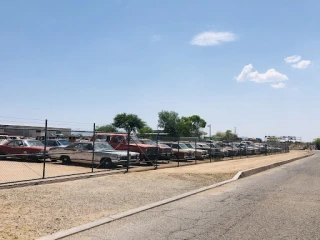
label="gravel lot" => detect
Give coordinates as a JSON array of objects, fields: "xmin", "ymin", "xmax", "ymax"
[{"xmin": 0, "ymin": 151, "xmax": 310, "ymax": 240}]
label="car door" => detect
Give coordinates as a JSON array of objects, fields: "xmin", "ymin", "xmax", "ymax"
[
  {"xmin": 14, "ymin": 140, "xmax": 26, "ymax": 156},
  {"xmin": 80, "ymin": 143, "xmax": 94, "ymax": 164},
  {"xmin": 2, "ymin": 141, "xmax": 19, "ymax": 155},
  {"xmin": 71, "ymin": 143, "xmax": 85, "ymax": 163}
]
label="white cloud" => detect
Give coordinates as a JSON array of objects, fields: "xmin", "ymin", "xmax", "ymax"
[
  {"xmin": 284, "ymin": 55, "xmax": 301, "ymax": 63},
  {"xmin": 236, "ymin": 64, "xmax": 288, "ymax": 83},
  {"xmin": 190, "ymin": 31, "xmax": 237, "ymax": 46},
  {"xmin": 292, "ymin": 60, "xmax": 311, "ymax": 69},
  {"xmin": 151, "ymin": 34, "xmax": 161, "ymax": 42},
  {"xmin": 271, "ymin": 82, "xmax": 286, "ymax": 89}
]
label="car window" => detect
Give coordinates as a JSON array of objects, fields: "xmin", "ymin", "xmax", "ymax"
[
  {"xmin": 74, "ymin": 144, "xmax": 85, "ymax": 150},
  {"xmin": 47, "ymin": 141, "xmax": 56, "ymax": 146},
  {"xmin": 84, "ymin": 144, "xmax": 93, "ymax": 150},
  {"xmin": 113, "ymin": 136, "xmax": 124, "ymax": 143},
  {"xmin": 7, "ymin": 141, "xmax": 18, "ymax": 146}
]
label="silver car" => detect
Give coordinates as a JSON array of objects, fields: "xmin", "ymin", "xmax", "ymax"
[{"xmin": 48, "ymin": 141, "xmax": 139, "ymax": 168}]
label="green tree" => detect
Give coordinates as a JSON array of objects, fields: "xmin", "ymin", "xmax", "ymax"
[
  {"xmin": 113, "ymin": 113, "xmax": 146, "ymax": 133},
  {"xmin": 267, "ymin": 136, "xmax": 279, "ymax": 142},
  {"xmin": 113, "ymin": 113, "xmax": 146, "ymax": 172},
  {"xmin": 213, "ymin": 130, "xmax": 238, "ymax": 141},
  {"xmin": 96, "ymin": 124, "xmax": 118, "ymax": 133},
  {"xmin": 138, "ymin": 126, "xmax": 154, "ymax": 135},
  {"xmin": 158, "ymin": 110, "xmax": 181, "ymax": 137},
  {"xmin": 313, "ymin": 138, "xmax": 320, "ymax": 150},
  {"xmin": 185, "ymin": 115, "xmax": 207, "ymax": 138},
  {"xmin": 177, "ymin": 117, "xmax": 192, "ymax": 137}
]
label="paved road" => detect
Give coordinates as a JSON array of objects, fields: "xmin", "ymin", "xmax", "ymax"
[{"xmin": 65, "ymin": 152, "xmax": 320, "ymax": 240}]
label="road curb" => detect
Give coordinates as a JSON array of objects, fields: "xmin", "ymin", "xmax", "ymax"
[
  {"xmin": 37, "ymin": 152, "xmax": 313, "ymax": 240},
  {"xmin": 237, "ymin": 152, "xmax": 314, "ymax": 178},
  {"xmin": 37, "ymin": 179, "xmax": 236, "ymax": 240}
]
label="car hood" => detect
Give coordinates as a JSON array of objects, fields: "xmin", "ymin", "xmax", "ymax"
[
  {"xmin": 102, "ymin": 150, "xmax": 139, "ymax": 156},
  {"xmin": 129, "ymin": 143, "xmax": 158, "ymax": 148}
]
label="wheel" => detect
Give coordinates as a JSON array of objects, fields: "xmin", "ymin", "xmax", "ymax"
[
  {"xmin": 60, "ymin": 156, "xmax": 71, "ymax": 164},
  {"xmin": 0, "ymin": 152, "xmax": 6, "ymax": 160},
  {"xmin": 100, "ymin": 158, "xmax": 112, "ymax": 168}
]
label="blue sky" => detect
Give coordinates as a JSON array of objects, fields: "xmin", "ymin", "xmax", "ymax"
[{"xmin": 0, "ymin": 0, "xmax": 319, "ymax": 141}]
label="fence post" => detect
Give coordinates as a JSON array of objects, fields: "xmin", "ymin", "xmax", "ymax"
[
  {"xmin": 231, "ymin": 141, "xmax": 234, "ymax": 160},
  {"xmin": 265, "ymin": 144, "xmax": 268, "ymax": 155},
  {"xmin": 126, "ymin": 130, "xmax": 130, "ymax": 173},
  {"xmin": 155, "ymin": 132, "xmax": 159, "ymax": 170},
  {"xmin": 42, "ymin": 119, "xmax": 48, "ymax": 179},
  {"xmin": 177, "ymin": 137, "xmax": 180, "ymax": 167},
  {"xmin": 195, "ymin": 140, "xmax": 197, "ymax": 165},
  {"xmin": 92, "ymin": 123, "xmax": 95, "ymax": 173},
  {"xmin": 209, "ymin": 142, "xmax": 212, "ymax": 163}
]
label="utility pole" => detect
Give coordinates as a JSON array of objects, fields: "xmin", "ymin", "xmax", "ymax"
[
  {"xmin": 208, "ymin": 124, "xmax": 211, "ymax": 141},
  {"xmin": 234, "ymin": 127, "xmax": 237, "ymax": 135}
]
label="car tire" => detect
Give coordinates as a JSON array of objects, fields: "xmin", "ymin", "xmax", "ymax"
[
  {"xmin": 60, "ymin": 156, "xmax": 71, "ymax": 164},
  {"xmin": 100, "ymin": 158, "xmax": 112, "ymax": 168}
]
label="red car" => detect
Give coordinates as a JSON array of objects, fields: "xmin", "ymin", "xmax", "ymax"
[{"xmin": 0, "ymin": 139, "xmax": 50, "ymax": 161}]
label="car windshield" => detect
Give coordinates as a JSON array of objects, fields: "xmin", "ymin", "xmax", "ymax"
[
  {"xmin": 26, "ymin": 140, "xmax": 44, "ymax": 147},
  {"xmin": 159, "ymin": 144, "xmax": 170, "ymax": 148},
  {"xmin": 58, "ymin": 140, "xmax": 71, "ymax": 146},
  {"xmin": 142, "ymin": 139, "xmax": 155, "ymax": 145},
  {"xmin": 186, "ymin": 143, "xmax": 196, "ymax": 148},
  {"xmin": 199, "ymin": 144, "xmax": 210, "ymax": 148},
  {"xmin": 95, "ymin": 142, "xmax": 115, "ymax": 151},
  {"xmin": 130, "ymin": 136, "xmax": 142, "ymax": 144},
  {"xmin": 179, "ymin": 143, "xmax": 189, "ymax": 149}
]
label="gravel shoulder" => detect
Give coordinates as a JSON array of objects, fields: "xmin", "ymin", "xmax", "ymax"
[{"xmin": 0, "ymin": 151, "xmax": 310, "ymax": 240}]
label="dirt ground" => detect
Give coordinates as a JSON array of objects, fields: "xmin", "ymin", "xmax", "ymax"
[{"xmin": 0, "ymin": 150, "xmax": 311, "ymax": 240}]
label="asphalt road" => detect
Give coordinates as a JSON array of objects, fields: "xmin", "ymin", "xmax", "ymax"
[{"xmin": 64, "ymin": 151, "xmax": 320, "ymax": 240}]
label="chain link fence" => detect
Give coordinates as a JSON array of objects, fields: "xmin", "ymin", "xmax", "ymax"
[{"xmin": 0, "ymin": 118, "xmax": 290, "ymax": 185}]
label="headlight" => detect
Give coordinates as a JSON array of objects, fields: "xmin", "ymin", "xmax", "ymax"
[{"xmin": 117, "ymin": 155, "xmax": 121, "ymax": 160}]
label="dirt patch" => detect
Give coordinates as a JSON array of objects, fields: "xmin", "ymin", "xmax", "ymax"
[
  {"xmin": 0, "ymin": 151, "xmax": 310, "ymax": 240},
  {"xmin": 0, "ymin": 171, "xmax": 234, "ymax": 240}
]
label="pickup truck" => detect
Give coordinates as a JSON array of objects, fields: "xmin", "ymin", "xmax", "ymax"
[
  {"xmin": 92, "ymin": 133, "xmax": 159, "ymax": 165},
  {"xmin": 139, "ymin": 138, "xmax": 173, "ymax": 160}
]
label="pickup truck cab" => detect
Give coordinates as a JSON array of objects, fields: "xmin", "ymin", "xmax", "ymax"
[{"xmin": 92, "ymin": 133, "xmax": 159, "ymax": 165}]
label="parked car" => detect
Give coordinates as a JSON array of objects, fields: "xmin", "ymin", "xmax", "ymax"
[
  {"xmin": 0, "ymin": 139, "xmax": 50, "ymax": 161},
  {"xmin": 181, "ymin": 142, "xmax": 209, "ymax": 160},
  {"xmin": 139, "ymin": 139, "xmax": 173, "ymax": 160},
  {"xmin": 200, "ymin": 141, "xmax": 226, "ymax": 158},
  {"xmin": 7, "ymin": 136, "xmax": 24, "ymax": 140},
  {"xmin": 48, "ymin": 141, "xmax": 139, "ymax": 167},
  {"xmin": 220, "ymin": 142, "xmax": 240, "ymax": 157},
  {"xmin": 201, "ymin": 142, "xmax": 225, "ymax": 158},
  {"xmin": 240, "ymin": 141, "xmax": 259, "ymax": 155},
  {"xmin": 0, "ymin": 135, "xmax": 9, "ymax": 145},
  {"xmin": 92, "ymin": 133, "xmax": 159, "ymax": 165},
  {"xmin": 161, "ymin": 142, "xmax": 195, "ymax": 160},
  {"xmin": 42, "ymin": 139, "xmax": 72, "ymax": 148}
]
